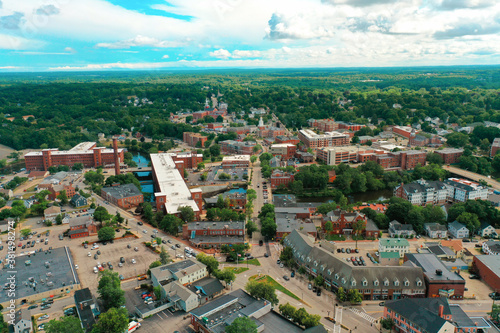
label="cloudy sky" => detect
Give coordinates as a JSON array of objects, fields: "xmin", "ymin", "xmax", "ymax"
[{"xmin": 0, "ymin": 0, "xmax": 499, "ymax": 71}]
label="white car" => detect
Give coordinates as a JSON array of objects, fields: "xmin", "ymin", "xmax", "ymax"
[
  {"xmin": 131, "ymin": 259, "xmax": 136, "ymax": 264},
  {"xmin": 93, "ymin": 267, "xmax": 98, "ymax": 273},
  {"xmin": 75, "ymin": 265, "xmax": 79, "ymax": 270},
  {"xmin": 88, "ymin": 252, "xmax": 91, "ymax": 257},
  {"xmin": 142, "ymin": 230, "xmax": 147, "ymax": 234},
  {"xmin": 176, "ymin": 254, "xmax": 184, "ymax": 258}
]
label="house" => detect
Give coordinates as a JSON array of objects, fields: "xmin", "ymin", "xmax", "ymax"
[
  {"xmin": 378, "ymin": 238, "xmax": 410, "ymax": 258},
  {"xmin": 388, "ymin": 220, "xmax": 415, "ymax": 238},
  {"xmin": 404, "ymin": 253, "xmax": 465, "ymax": 299},
  {"xmin": 70, "ymin": 194, "xmax": 88, "ymax": 208},
  {"xmin": 150, "ymin": 259, "xmax": 209, "ymax": 312},
  {"xmin": 424, "ymin": 223, "xmax": 448, "ymax": 239},
  {"xmin": 440, "ymin": 239, "xmax": 464, "ymax": 257},
  {"xmin": 425, "ymin": 243, "xmax": 456, "ymax": 260},
  {"xmin": 44, "ymin": 206, "xmax": 61, "ymax": 221},
  {"xmin": 13, "ymin": 308, "xmax": 32, "ymax": 333},
  {"xmin": 0, "ymin": 188, "xmax": 13, "ymax": 199},
  {"xmin": 68, "ymin": 216, "xmax": 97, "ymax": 239},
  {"xmin": 27, "ymin": 170, "xmax": 49, "ymax": 180},
  {"xmin": 477, "ymin": 221, "xmax": 497, "ymax": 237},
  {"xmin": 482, "ymin": 240, "xmax": 500, "ymax": 255},
  {"xmin": 187, "ymin": 277, "xmax": 224, "ymax": 306},
  {"xmin": 74, "ymin": 288, "xmax": 98, "ymax": 332},
  {"xmin": 383, "ymin": 298, "xmax": 489, "ymax": 333},
  {"xmin": 0, "ymin": 217, "xmax": 15, "ymax": 232},
  {"xmin": 447, "ymin": 221, "xmax": 469, "ymax": 239},
  {"xmin": 23, "ymin": 198, "xmax": 35, "ymax": 209}
]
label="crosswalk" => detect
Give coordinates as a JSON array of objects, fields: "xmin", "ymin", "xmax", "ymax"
[{"xmin": 348, "ymin": 307, "xmax": 377, "ymax": 323}]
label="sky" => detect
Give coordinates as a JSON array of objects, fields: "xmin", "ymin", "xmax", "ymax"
[{"xmin": 0, "ymin": 0, "xmax": 499, "ymax": 71}]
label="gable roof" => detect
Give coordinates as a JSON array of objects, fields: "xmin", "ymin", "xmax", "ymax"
[{"xmin": 448, "ymin": 221, "xmax": 466, "ymax": 231}]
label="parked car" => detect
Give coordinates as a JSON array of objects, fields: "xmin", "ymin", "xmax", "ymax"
[
  {"xmin": 28, "ymin": 305, "xmax": 38, "ymax": 310},
  {"xmin": 308, "ymin": 283, "xmax": 312, "ymax": 290},
  {"xmin": 175, "ymin": 243, "xmax": 181, "ymax": 248},
  {"xmin": 97, "ymin": 250, "xmax": 101, "ymax": 255},
  {"xmin": 120, "ymin": 257, "xmax": 125, "ymax": 263},
  {"xmin": 469, "ymin": 274, "xmax": 480, "ymax": 279},
  {"xmin": 259, "ymin": 240, "xmax": 264, "ymax": 246},
  {"xmin": 283, "ymin": 275, "xmax": 290, "ymax": 281},
  {"xmin": 489, "ymin": 292, "xmax": 500, "ymax": 300},
  {"xmin": 119, "ymin": 274, "xmax": 124, "ymax": 280},
  {"xmin": 131, "ymin": 259, "xmax": 136, "ymax": 264},
  {"xmin": 137, "ymin": 221, "xmax": 143, "ymax": 226},
  {"xmin": 134, "ymin": 247, "xmax": 139, "ymax": 251},
  {"xmin": 316, "ymin": 288, "xmax": 321, "ymax": 296},
  {"xmin": 291, "ymin": 271, "xmax": 295, "ymax": 278},
  {"xmin": 127, "ymin": 244, "xmax": 131, "ymax": 249},
  {"xmin": 264, "ymin": 253, "xmax": 269, "ymax": 257}
]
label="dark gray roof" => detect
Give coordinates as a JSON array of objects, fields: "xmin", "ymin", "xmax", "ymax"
[
  {"xmin": 187, "ymin": 221, "xmax": 244, "ymax": 231},
  {"xmin": 450, "ymin": 305, "xmax": 475, "ymax": 328},
  {"xmin": 190, "ymin": 293, "xmax": 238, "ymax": 318},
  {"xmin": 191, "ymin": 277, "xmax": 224, "ymax": 297},
  {"xmin": 390, "ymin": 221, "xmax": 414, "ymax": 231},
  {"xmin": 479, "ymin": 221, "xmax": 494, "ymax": 231},
  {"xmin": 276, "ymin": 213, "xmax": 317, "ymax": 234},
  {"xmin": 425, "ymin": 223, "xmax": 447, "ymax": 231},
  {"xmin": 258, "ymin": 311, "xmax": 304, "ymax": 333},
  {"xmin": 69, "ymin": 216, "xmax": 93, "ymax": 228},
  {"xmin": 385, "ymin": 298, "xmax": 451, "ymax": 333},
  {"xmin": 404, "ymin": 253, "xmax": 464, "ymax": 283},
  {"xmin": 75, "ymin": 288, "xmax": 93, "ymax": 304},
  {"xmin": 473, "ymin": 255, "xmax": 500, "ymax": 276},
  {"xmin": 303, "ymin": 325, "xmax": 329, "ymax": 333},
  {"xmin": 101, "ymin": 183, "xmax": 142, "ymax": 199},
  {"xmin": 403, "ymin": 180, "xmax": 446, "ymax": 194},
  {"xmin": 74, "ymin": 288, "xmax": 96, "ymax": 332},
  {"xmin": 366, "ymin": 218, "xmax": 380, "ymax": 232}
]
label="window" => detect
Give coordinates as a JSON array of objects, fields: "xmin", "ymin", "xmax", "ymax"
[
  {"xmin": 362, "ymin": 279, "xmax": 368, "ymax": 287},
  {"xmin": 374, "ymin": 280, "xmax": 379, "ymax": 286}
]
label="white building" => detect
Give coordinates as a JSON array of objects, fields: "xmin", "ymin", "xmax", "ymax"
[
  {"xmin": 388, "ymin": 221, "xmax": 416, "ymax": 238},
  {"xmin": 298, "ymin": 129, "xmax": 350, "ymax": 149},
  {"xmin": 378, "ymin": 238, "xmax": 410, "ymax": 258},
  {"xmin": 477, "ymin": 222, "xmax": 497, "ymax": 237},
  {"xmin": 448, "ymin": 221, "xmax": 469, "ymax": 239},
  {"xmin": 444, "ymin": 178, "xmax": 488, "ymax": 202},
  {"xmin": 394, "ymin": 179, "xmax": 448, "ymax": 206},
  {"xmin": 482, "ymin": 240, "xmax": 500, "ymax": 255},
  {"xmin": 13, "ymin": 309, "xmax": 32, "ymax": 333},
  {"xmin": 424, "ymin": 223, "xmax": 448, "ymax": 239}
]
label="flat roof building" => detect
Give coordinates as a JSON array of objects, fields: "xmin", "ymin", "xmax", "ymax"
[
  {"xmin": 298, "ymin": 129, "xmax": 350, "ymax": 149},
  {"xmin": 101, "ymin": 183, "xmax": 144, "ymax": 209},
  {"xmin": 472, "ymin": 255, "xmax": 500, "ymax": 291},
  {"xmin": 221, "ymin": 155, "xmax": 251, "ymax": 169}
]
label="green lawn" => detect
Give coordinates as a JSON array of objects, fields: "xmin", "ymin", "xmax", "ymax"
[
  {"xmin": 250, "ymin": 275, "xmax": 301, "ymax": 301},
  {"xmin": 223, "ymin": 266, "xmax": 249, "ymax": 274},
  {"xmin": 230, "ymin": 258, "xmax": 261, "ymax": 266}
]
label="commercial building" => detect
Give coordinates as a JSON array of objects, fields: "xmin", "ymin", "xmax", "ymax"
[
  {"xmin": 171, "ymin": 152, "xmax": 203, "ymax": 170},
  {"xmin": 308, "ymin": 118, "xmax": 339, "ymax": 132},
  {"xmin": 337, "ymin": 121, "xmax": 366, "ymax": 131},
  {"xmin": 379, "ymin": 252, "xmax": 400, "ymax": 266},
  {"xmin": 424, "ymin": 223, "xmax": 448, "ymax": 239},
  {"xmin": 151, "ymin": 153, "xmax": 203, "ymax": 219},
  {"xmin": 392, "ymin": 125, "xmax": 416, "ymax": 139},
  {"xmin": 444, "ymin": 178, "xmax": 488, "ymax": 202},
  {"xmin": 74, "ymin": 288, "xmax": 98, "ymax": 332},
  {"xmin": 295, "ymin": 151, "xmax": 314, "ymax": 163},
  {"xmin": 150, "ymin": 259, "xmax": 209, "ymax": 312},
  {"xmin": 491, "ymin": 137, "xmax": 500, "ymax": 157},
  {"xmin": 394, "ymin": 179, "xmax": 447, "ymax": 206},
  {"xmin": 298, "ymin": 129, "xmax": 350, "ymax": 149},
  {"xmin": 0, "ymin": 246, "xmax": 80, "ymax": 308},
  {"xmin": 269, "ymin": 143, "xmax": 297, "ymax": 160},
  {"xmin": 276, "ymin": 213, "xmax": 317, "ymax": 240},
  {"xmin": 404, "ymin": 253, "xmax": 465, "ymax": 299},
  {"xmin": 24, "ymin": 141, "xmax": 124, "ymax": 171},
  {"xmin": 275, "ymin": 135, "xmax": 300, "ymax": 145},
  {"xmin": 472, "ymin": 255, "xmax": 500, "ymax": 291},
  {"xmin": 44, "ymin": 206, "xmax": 61, "ymax": 221},
  {"xmin": 48, "ymin": 183, "xmax": 76, "ymax": 201},
  {"xmin": 388, "ymin": 220, "xmax": 416, "ymax": 238},
  {"xmin": 435, "ymin": 148, "xmax": 464, "ymax": 164},
  {"xmin": 322, "ymin": 210, "xmax": 367, "ymax": 236},
  {"xmin": 383, "ymin": 298, "xmax": 489, "ymax": 333},
  {"xmin": 316, "ymin": 146, "xmax": 384, "ymax": 165},
  {"xmin": 68, "ymin": 216, "xmax": 97, "ymax": 239},
  {"xmin": 182, "ymin": 221, "xmax": 245, "ymax": 248},
  {"xmin": 258, "ymin": 126, "xmax": 286, "ymax": 139},
  {"xmin": 101, "ymin": 183, "xmax": 143, "ymax": 209},
  {"xmin": 482, "ymin": 240, "xmax": 500, "ymax": 255},
  {"xmin": 183, "ymin": 132, "xmax": 208, "ymax": 147},
  {"xmin": 284, "ymin": 230, "xmax": 426, "ymax": 300},
  {"xmin": 379, "ymin": 238, "xmax": 410, "ymax": 258},
  {"xmin": 221, "ymin": 155, "xmax": 250, "ymax": 169},
  {"xmin": 270, "ymin": 170, "xmax": 295, "ymax": 189},
  {"xmin": 190, "ymin": 288, "xmax": 327, "ymax": 333},
  {"xmin": 220, "ymin": 140, "xmax": 257, "ymax": 155},
  {"xmin": 447, "ymin": 221, "xmax": 469, "ymax": 239},
  {"xmin": 204, "ymin": 188, "xmax": 247, "ymax": 211}
]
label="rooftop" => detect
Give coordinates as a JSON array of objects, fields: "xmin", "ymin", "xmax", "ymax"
[
  {"xmin": 404, "ymin": 253, "xmax": 465, "ymax": 282},
  {"xmin": 187, "ymin": 221, "xmax": 245, "ymax": 231},
  {"xmin": 24, "ymin": 142, "xmax": 122, "ymax": 156},
  {"xmin": 101, "ymin": 183, "xmax": 143, "ymax": 199},
  {"xmin": 380, "ymin": 252, "xmax": 400, "ymax": 259},
  {"xmin": 222, "ymin": 155, "xmax": 251, "ymax": 162},
  {"xmin": 379, "ymin": 238, "xmax": 410, "ymax": 247},
  {"xmin": 150, "ymin": 153, "xmax": 200, "ymax": 214},
  {"xmin": 474, "ymin": 255, "xmax": 500, "ymax": 274},
  {"xmin": 0, "ymin": 246, "xmax": 80, "ymax": 304},
  {"xmin": 299, "ymin": 129, "xmax": 349, "ymax": 139}
]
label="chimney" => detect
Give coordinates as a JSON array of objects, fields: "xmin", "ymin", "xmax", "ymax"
[
  {"xmin": 113, "ymin": 138, "xmax": 120, "ymax": 176},
  {"xmin": 438, "ymin": 304, "xmax": 444, "ymax": 318}
]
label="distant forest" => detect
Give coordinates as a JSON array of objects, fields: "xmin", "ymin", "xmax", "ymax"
[{"xmin": 1, "ymin": 66, "xmax": 500, "ymax": 150}]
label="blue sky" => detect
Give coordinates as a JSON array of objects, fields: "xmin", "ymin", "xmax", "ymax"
[{"xmin": 0, "ymin": 0, "xmax": 499, "ymax": 71}]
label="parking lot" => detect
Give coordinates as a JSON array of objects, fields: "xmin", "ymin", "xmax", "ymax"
[{"xmin": 333, "ymin": 245, "xmax": 382, "ymax": 267}]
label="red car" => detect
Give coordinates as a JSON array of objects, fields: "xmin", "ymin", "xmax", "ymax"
[{"xmin": 141, "ymin": 294, "xmax": 151, "ymax": 299}]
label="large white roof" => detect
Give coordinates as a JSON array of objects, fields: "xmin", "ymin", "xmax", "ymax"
[{"xmin": 150, "ymin": 153, "xmax": 200, "ymax": 214}]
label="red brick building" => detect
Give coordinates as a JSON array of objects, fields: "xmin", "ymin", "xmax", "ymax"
[
  {"xmin": 337, "ymin": 122, "xmax": 365, "ymax": 131},
  {"xmin": 308, "ymin": 118, "xmax": 339, "ymax": 132},
  {"xmin": 472, "ymin": 255, "xmax": 500, "ymax": 292},
  {"xmin": 24, "ymin": 142, "xmax": 124, "ymax": 171},
  {"xmin": 227, "ymin": 127, "xmax": 251, "ymax": 135},
  {"xmin": 171, "ymin": 152, "xmax": 203, "ymax": 170},
  {"xmin": 101, "ymin": 183, "xmax": 144, "ymax": 209},
  {"xmin": 298, "ymin": 129, "xmax": 350, "ymax": 149},
  {"xmin": 183, "ymin": 132, "xmax": 208, "ymax": 147},
  {"xmin": 328, "ymin": 170, "xmax": 336, "ymax": 183},
  {"xmin": 275, "ymin": 135, "xmax": 300, "ymax": 145},
  {"xmin": 220, "ymin": 140, "xmax": 256, "ymax": 155},
  {"xmin": 435, "ymin": 148, "xmax": 464, "ymax": 164},
  {"xmin": 491, "ymin": 138, "xmax": 500, "ymax": 157},
  {"xmin": 392, "ymin": 126, "xmax": 416, "ymax": 139},
  {"xmin": 270, "ymin": 170, "xmax": 295, "ymax": 189},
  {"xmin": 48, "ymin": 184, "xmax": 76, "ymax": 201},
  {"xmin": 68, "ymin": 216, "xmax": 97, "ymax": 239},
  {"xmin": 258, "ymin": 126, "xmax": 286, "ymax": 139},
  {"xmin": 182, "ymin": 221, "xmax": 245, "ymax": 248},
  {"xmin": 221, "ymin": 155, "xmax": 250, "ymax": 169},
  {"xmin": 207, "ymin": 123, "xmax": 223, "ymax": 130},
  {"xmin": 269, "ymin": 144, "xmax": 296, "ymax": 160},
  {"xmin": 322, "ymin": 210, "xmax": 367, "ymax": 235}
]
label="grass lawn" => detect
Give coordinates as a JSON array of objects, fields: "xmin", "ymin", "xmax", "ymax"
[
  {"xmin": 223, "ymin": 266, "xmax": 249, "ymax": 274},
  {"xmin": 249, "ymin": 275, "xmax": 301, "ymax": 301},
  {"xmin": 230, "ymin": 258, "xmax": 261, "ymax": 266}
]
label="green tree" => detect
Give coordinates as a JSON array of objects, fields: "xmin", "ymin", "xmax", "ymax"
[
  {"xmin": 159, "ymin": 214, "xmax": 183, "ymax": 235},
  {"xmin": 245, "ymin": 221, "xmax": 259, "ymax": 237},
  {"xmin": 45, "ymin": 316, "xmax": 83, "ymax": 333},
  {"xmin": 302, "ymin": 314, "xmax": 322, "ymax": 329},
  {"xmin": 250, "ymin": 155, "xmax": 257, "ymax": 163},
  {"xmin": 197, "ymin": 162, "xmax": 205, "ymax": 170},
  {"xmin": 214, "ymin": 269, "xmax": 236, "ymax": 285},
  {"xmin": 446, "ymin": 132, "xmax": 469, "ymax": 147},
  {"xmin": 179, "ymin": 206, "xmax": 195, "ymax": 222},
  {"xmin": 290, "ymin": 180, "xmax": 303, "ymax": 193},
  {"xmin": 196, "ymin": 253, "xmax": 220, "ymax": 276},
  {"xmin": 279, "ymin": 303, "xmax": 297, "ymax": 319},
  {"xmin": 94, "ymin": 206, "xmax": 110, "ymax": 222},
  {"xmin": 159, "ymin": 246, "xmax": 171, "ymax": 265},
  {"xmin": 380, "ymin": 318, "xmax": 395, "ymax": 330},
  {"xmin": 153, "ymin": 285, "xmax": 162, "ymax": 300},
  {"xmin": 245, "ymin": 280, "xmax": 279, "ymax": 305},
  {"xmin": 98, "ymin": 227, "xmax": 115, "ymax": 241},
  {"xmin": 72, "ymin": 163, "xmax": 84, "ymax": 171},
  {"xmin": 293, "ymin": 308, "xmax": 308, "ymax": 326},
  {"xmin": 488, "ymin": 304, "xmax": 500, "ymax": 322},
  {"xmin": 57, "ymin": 190, "xmax": 69, "ymax": 205},
  {"xmin": 314, "ymin": 275, "xmax": 324, "ymax": 287},
  {"xmin": 324, "ymin": 221, "xmax": 333, "ymax": 234},
  {"xmin": 55, "ymin": 214, "xmax": 63, "ymax": 225},
  {"xmin": 337, "ymin": 287, "xmax": 347, "ymax": 302},
  {"xmin": 209, "ymin": 144, "xmax": 221, "ymax": 157},
  {"xmin": 352, "ymin": 219, "xmax": 366, "ymax": 248},
  {"xmin": 456, "ymin": 212, "xmax": 480, "ymax": 237},
  {"xmin": 92, "ymin": 307, "xmax": 128, "ymax": 333},
  {"xmin": 226, "ymin": 316, "xmax": 257, "ymax": 333},
  {"xmin": 348, "ymin": 289, "xmax": 363, "ymax": 304},
  {"xmin": 97, "ymin": 270, "xmax": 125, "ymax": 310},
  {"xmin": 426, "ymin": 153, "xmax": 444, "ymax": 165}
]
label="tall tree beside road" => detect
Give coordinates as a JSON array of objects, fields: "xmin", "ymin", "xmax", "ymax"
[
  {"xmin": 279, "ymin": 303, "xmax": 296, "ymax": 318},
  {"xmin": 457, "ymin": 212, "xmax": 480, "ymax": 237},
  {"xmin": 352, "ymin": 219, "xmax": 366, "ymax": 248},
  {"xmin": 97, "ymin": 270, "xmax": 125, "ymax": 311},
  {"xmin": 245, "ymin": 221, "xmax": 259, "ymax": 237},
  {"xmin": 57, "ymin": 190, "xmax": 69, "ymax": 205},
  {"xmin": 159, "ymin": 246, "xmax": 171, "ymax": 265},
  {"xmin": 179, "ymin": 206, "xmax": 195, "ymax": 222},
  {"xmin": 94, "ymin": 206, "xmax": 111, "ymax": 222},
  {"xmin": 337, "ymin": 287, "xmax": 347, "ymax": 303},
  {"xmin": 225, "ymin": 317, "xmax": 257, "ymax": 333},
  {"xmin": 98, "ymin": 227, "xmax": 115, "ymax": 241},
  {"xmin": 196, "ymin": 253, "xmax": 220, "ymax": 276},
  {"xmin": 214, "ymin": 269, "xmax": 236, "ymax": 286},
  {"xmin": 245, "ymin": 280, "xmax": 279, "ymax": 306},
  {"xmin": 348, "ymin": 289, "xmax": 363, "ymax": 304},
  {"xmin": 142, "ymin": 202, "xmax": 153, "ymax": 223},
  {"xmin": 159, "ymin": 214, "xmax": 183, "ymax": 236},
  {"xmin": 92, "ymin": 307, "xmax": 128, "ymax": 333}
]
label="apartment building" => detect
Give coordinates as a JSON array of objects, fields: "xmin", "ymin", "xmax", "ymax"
[
  {"xmin": 393, "ymin": 126, "xmax": 416, "ymax": 139},
  {"xmin": 221, "ymin": 155, "xmax": 250, "ymax": 169},
  {"xmin": 101, "ymin": 183, "xmax": 144, "ymax": 209},
  {"xmin": 298, "ymin": 129, "xmax": 350, "ymax": 149},
  {"xmin": 275, "ymin": 135, "xmax": 300, "ymax": 145},
  {"xmin": 316, "ymin": 146, "xmax": 386, "ymax": 165},
  {"xmin": 220, "ymin": 140, "xmax": 257, "ymax": 155},
  {"xmin": 394, "ymin": 179, "xmax": 447, "ymax": 206},
  {"xmin": 308, "ymin": 118, "xmax": 339, "ymax": 132},
  {"xmin": 435, "ymin": 148, "xmax": 464, "ymax": 164},
  {"xmin": 270, "ymin": 169, "xmax": 295, "ymax": 189},
  {"xmin": 491, "ymin": 137, "xmax": 500, "ymax": 157},
  {"xmin": 269, "ymin": 143, "xmax": 297, "ymax": 160},
  {"xmin": 444, "ymin": 178, "xmax": 488, "ymax": 202},
  {"xmin": 183, "ymin": 132, "xmax": 208, "ymax": 147}
]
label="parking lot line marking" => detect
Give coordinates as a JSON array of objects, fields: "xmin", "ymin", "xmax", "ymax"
[
  {"xmin": 167, "ymin": 309, "xmax": 173, "ymax": 315},
  {"xmin": 156, "ymin": 313, "xmax": 164, "ymax": 319},
  {"xmin": 162, "ymin": 310, "xmax": 169, "ymax": 317}
]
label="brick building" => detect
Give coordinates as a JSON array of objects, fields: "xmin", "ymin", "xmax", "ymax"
[
  {"xmin": 206, "ymin": 123, "xmax": 223, "ymax": 131},
  {"xmin": 24, "ymin": 142, "xmax": 124, "ymax": 171},
  {"xmin": 171, "ymin": 152, "xmax": 203, "ymax": 171},
  {"xmin": 221, "ymin": 155, "xmax": 250, "ymax": 169},
  {"xmin": 270, "ymin": 170, "xmax": 295, "ymax": 189},
  {"xmin": 491, "ymin": 138, "xmax": 500, "ymax": 157},
  {"xmin": 472, "ymin": 255, "xmax": 500, "ymax": 292},
  {"xmin": 204, "ymin": 188, "xmax": 247, "ymax": 211},
  {"xmin": 68, "ymin": 216, "xmax": 97, "ymax": 239},
  {"xmin": 183, "ymin": 132, "xmax": 208, "ymax": 147},
  {"xmin": 220, "ymin": 140, "xmax": 257, "ymax": 155},
  {"xmin": 316, "ymin": 146, "xmax": 386, "ymax": 165},
  {"xmin": 298, "ymin": 129, "xmax": 350, "ymax": 149},
  {"xmin": 182, "ymin": 221, "xmax": 245, "ymax": 248},
  {"xmin": 269, "ymin": 143, "xmax": 296, "ymax": 160},
  {"xmin": 48, "ymin": 184, "xmax": 76, "ymax": 201},
  {"xmin": 394, "ymin": 179, "xmax": 447, "ymax": 206},
  {"xmin": 337, "ymin": 121, "xmax": 365, "ymax": 131},
  {"xmin": 308, "ymin": 118, "xmax": 339, "ymax": 132},
  {"xmin": 436, "ymin": 148, "xmax": 464, "ymax": 164},
  {"xmin": 101, "ymin": 183, "xmax": 144, "ymax": 209},
  {"xmin": 392, "ymin": 125, "xmax": 416, "ymax": 139},
  {"xmin": 322, "ymin": 210, "xmax": 367, "ymax": 236},
  {"xmin": 275, "ymin": 135, "xmax": 300, "ymax": 145},
  {"xmin": 151, "ymin": 153, "xmax": 202, "ymax": 220}
]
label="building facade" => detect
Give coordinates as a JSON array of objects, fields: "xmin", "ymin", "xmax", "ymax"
[
  {"xmin": 444, "ymin": 178, "xmax": 488, "ymax": 202},
  {"xmin": 379, "ymin": 238, "xmax": 410, "ymax": 258},
  {"xmin": 394, "ymin": 179, "xmax": 447, "ymax": 206},
  {"xmin": 221, "ymin": 155, "xmax": 250, "ymax": 169},
  {"xmin": 447, "ymin": 221, "xmax": 469, "ymax": 239},
  {"xmin": 68, "ymin": 216, "xmax": 97, "ymax": 239},
  {"xmin": 183, "ymin": 132, "xmax": 208, "ymax": 147},
  {"xmin": 269, "ymin": 143, "xmax": 297, "ymax": 160},
  {"xmin": 436, "ymin": 148, "xmax": 464, "ymax": 164},
  {"xmin": 298, "ymin": 129, "xmax": 350, "ymax": 149},
  {"xmin": 182, "ymin": 221, "xmax": 245, "ymax": 248},
  {"xmin": 270, "ymin": 170, "xmax": 295, "ymax": 189},
  {"xmin": 101, "ymin": 183, "xmax": 144, "ymax": 209},
  {"xmin": 491, "ymin": 138, "xmax": 500, "ymax": 157},
  {"xmin": 220, "ymin": 140, "xmax": 257, "ymax": 155},
  {"xmin": 472, "ymin": 255, "xmax": 500, "ymax": 292},
  {"xmin": 322, "ymin": 210, "xmax": 367, "ymax": 236},
  {"xmin": 424, "ymin": 223, "xmax": 448, "ymax": 239},
  {"xmin": 388, "ymin": 220, "xmax": 416, "ymax": 238}
]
